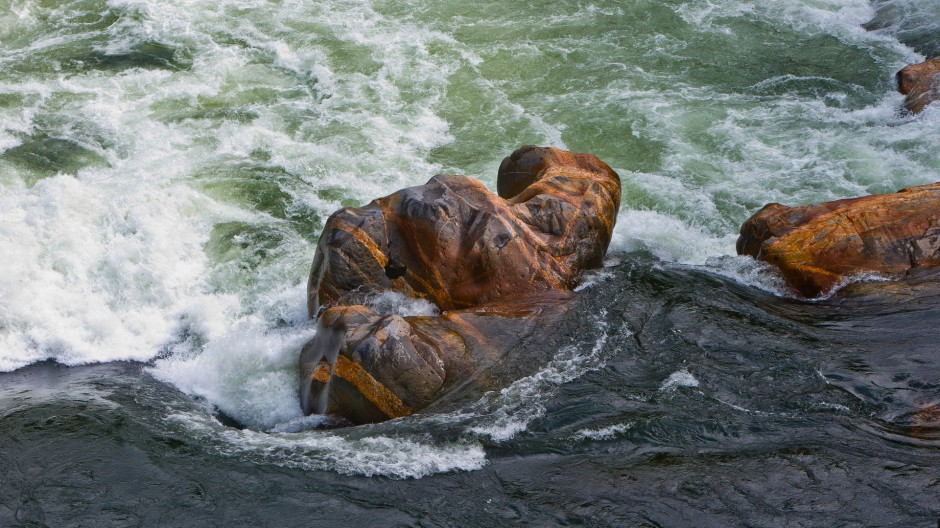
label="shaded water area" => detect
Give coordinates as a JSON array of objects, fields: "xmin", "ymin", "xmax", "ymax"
[
  {"xmin": 2, "ymin": 259, "xmax": 939, "ymax": 526},
  {"xmin": 1, "ymin": 0, "xmax": 939, "ymax": 525}
]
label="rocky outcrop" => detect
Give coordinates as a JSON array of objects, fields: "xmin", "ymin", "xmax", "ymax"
[
  {"xmin": 300, "ymin": 146, "xmax": 621, "ymax": 423},
  {"xmin": 737, "ymin": 182, "xmax": 940, "ymax": 297},
  {"xmin": 897, "ymin": 57, "xmax": 940, "ymax": 114},
  {"xmin": 306, "ymin": 147, "xmax": 620, "ymax": 316}
]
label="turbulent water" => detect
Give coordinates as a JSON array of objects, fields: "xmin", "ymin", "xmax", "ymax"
[{"xmin": 0, "ymin": 0, "xmax": 938, "ymax": 525}]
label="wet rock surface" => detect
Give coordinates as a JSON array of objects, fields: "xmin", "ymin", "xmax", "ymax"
[
  {"xmin": 307, "ymin": 146, "xmax": 620, "ymax": 315},
  {"xmin": 300, "ymin": 146, "xmax": 621, "ymax": 423},
  {"xmin": 738, "ymin": 182, "xmax": 940, "ymax": 297},
  {"xmin": 897, "ymin": 57, "xmax": 940, "ymax": 114},
  {"xmin": 299, "ymin": 293, "xmax": 575, "ymax": 423}
]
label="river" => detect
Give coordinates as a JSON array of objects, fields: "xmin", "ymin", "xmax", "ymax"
[{"xmin": 0, "ymin": 0, "xmax": 938, "ymax": 525}]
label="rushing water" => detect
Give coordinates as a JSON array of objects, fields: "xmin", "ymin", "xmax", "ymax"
[{"xmin": 0, "ymin": 0, "xmax": 938, "ymax": 525}]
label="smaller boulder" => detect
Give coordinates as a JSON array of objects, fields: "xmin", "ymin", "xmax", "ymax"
[
  {"xmin": 897, "ymin": 57, "xmax": 940, "ymax": 114},
  {"xmin": 737, "ymin": 183, "xmax": 940, "ymax": 297},
  {"xmin": 299, "ymin": 293, "xmax": 573, "ymax": 422}
]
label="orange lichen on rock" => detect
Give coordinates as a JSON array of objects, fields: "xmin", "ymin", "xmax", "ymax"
[
  {"xmin": 307, "ymin": 146, "xmax": 620, "ymax": 316},
  {"xmin": 299, "ymin": 147, "xmax": 621, "ymax": 423},
  {"xmin": 737, "ymin": 182, "xmax": 940, "ymax": 297},
  {"xmin": 897, "ymin": 57, "xmax": 940, "ymax": 114}
]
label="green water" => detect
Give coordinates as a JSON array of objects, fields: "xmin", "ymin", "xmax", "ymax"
[{"xmin": 0, "ymin": 1, "xmax": 938, "ymax": 524}]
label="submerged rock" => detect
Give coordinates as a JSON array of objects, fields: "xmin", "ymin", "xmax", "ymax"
[
  {"xmin": 299, "ymin": 146, "xmax": 621, "ymax": 423},
  {"xmin": 299, "ymin": 293, "xmax": 574, "ymax": 423},
  {"xmin": 897, "ymin": 57, "xmax": 940, "ymax": 114},
  {"xmin": 737, "ymin": 182, "xmax": 940, "ymax": 297}
]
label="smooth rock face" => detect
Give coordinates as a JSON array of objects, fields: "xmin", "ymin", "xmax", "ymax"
[
  {"xmin": 300, "ymin": 146, "xmax": 621, "ymax": 422},
  {"xmin": 737, "ymin": 182, "xmax": 940, "ymax": 297},
  {"xmin": 897, "ymin": 57, "xmax": 940, "ymax": 114}
]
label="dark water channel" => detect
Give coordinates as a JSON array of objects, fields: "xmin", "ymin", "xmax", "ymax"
[{"xmin": 1, "ymin": 255, "xmax": 937, "ymax": 527}]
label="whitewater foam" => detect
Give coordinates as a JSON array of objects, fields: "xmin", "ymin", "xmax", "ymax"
[
  {"xmin": 364, "ymin": 290, "xmax": 440, "ymax": 317},
  {"xmin": 0, "ymin": 174, "xmax": 234, "ymax": 371},
  {"xmin": 468, "ymin": 315, "xmax": 613, "ymax": 443},
  {"xmin": 660, "ymin": 369, "xmax": 700, "ymax": 391},
  {"xmin": 0, "ymin": 0, "xmax": 464, "ymax": 376},
  {"xmin": 149, "ymin": 316, "xmax": 315, "ymax": 431},
  {"xmin": 572, "ymin": 422, "xmax": 633, "ymax": 441},
  {"xmin": 167, "ymin": 411, "xmax": 487, "ymax": 479}
]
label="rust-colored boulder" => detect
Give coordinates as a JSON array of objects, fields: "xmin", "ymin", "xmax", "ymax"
[
  {"xmin": 897, "ymin": 57, "xmax": 940, "ymax": 114},
  {"xmin": 299, "ymin": 293, "xmax": 573, "ymax": 422},
  {"xmin": 299, "ymin": 146, "xmax": 621, "ymax": 423},
  {"xmin": 306, "ymin": 146, "xmax": 620, "ymax": 316},
  {"xmin": 737, "ymin": 182, "xmax": 940, "ymax": 297}
]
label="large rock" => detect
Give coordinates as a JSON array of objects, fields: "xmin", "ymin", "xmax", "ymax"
[
  {"xmin": 300, "ymin": 146, "xmax": 621, "ymax": 422},
  {"xmin": 307, "ymin": 146, "xmax": 620, "ymax": 315},
  {"xmin": 737, "ymin": 182, "xmax": 940, "ymax": 297},
  {"xmin": 897, "ymin": 57, "xmax": 940, "ymax": 114}
]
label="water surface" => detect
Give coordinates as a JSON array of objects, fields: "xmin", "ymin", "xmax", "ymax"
[{"xmin": 0, "ymin": 0, "xmax": 938, "ymax": 525}]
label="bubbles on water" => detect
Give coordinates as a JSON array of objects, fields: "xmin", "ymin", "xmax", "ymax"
[
  {"xmin": 572, "ymin": 422, "xmax": 632, "ymax": 441},
  {"xmin": 364, "ymin": 290, "xmax": 440, "ymax": 317},
  {"xmin": 698, "ymin": 255, "xmax": 792, "ymax": 297},
  {"xmin": 660, "ymin": 369, "xmax": 700, "ymax": 391},
  {"xmin": 468, "ymin": 315, "xmax": 612, "ymax": 443},
  {"xmin": 149, "ymin": 317, "xmax": 314, "ymax": 431},
  {"xmin": 167, "ymin": 411, "xmax": 487, "ymax": 479}
]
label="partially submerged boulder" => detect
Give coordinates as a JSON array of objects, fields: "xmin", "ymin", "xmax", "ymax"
[
  {"xmin": 737, "ymin": 182, "xmax": 940, "ymax": 297},
  {"xmin": 300, "ymin": 146, "xmax": 621, "ymax": 422},
  {"xmin": 897, "ymin": 57, "xmax": 940, "ymax": 114},
  {"xmin": 299, "ymin": 293, "xmax": 573, "ymax": 423}
]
